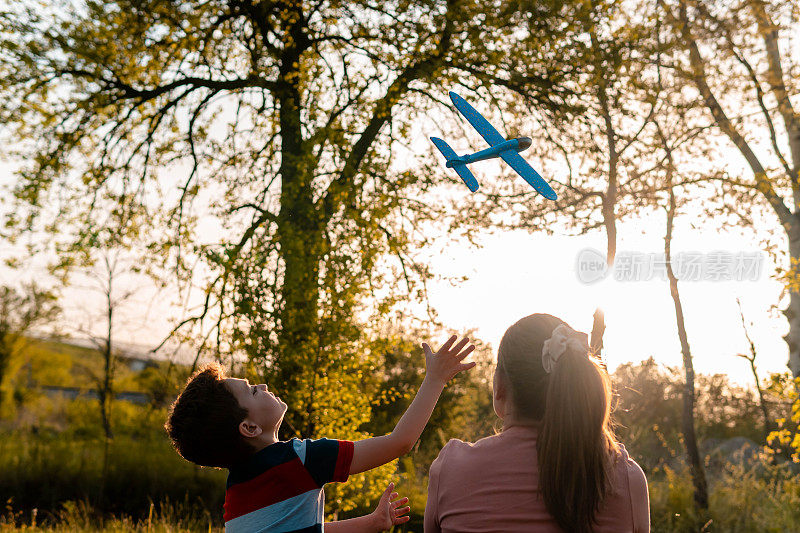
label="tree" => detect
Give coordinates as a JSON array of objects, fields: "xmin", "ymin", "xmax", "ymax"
[
  {"xmin": 68, "ymin": 249, "xmax": 140, "ymax": 441},
  {"xmin": 324, "ymin": 326, "xmax": 495, "ymax": 517},
  {"xmin": 0, "ymin": 0, "xmax": 587, "ymax": 510},
  {"xmin": 0, "ymin": 284, "xmax": 59, "ymax": 411},
  {"xmin": 613, "ymin": 358, "xmax": 767, "ymax": 468},
  {"xmin": 659, "ymin": 0, "xmax": 800, "ymax": 381},
  {"xmin": 621, "ymin": 23, "xmax": 726, "ymax": 511},
  {"xmin": 44, "ymin": 238, "xmax": 147, "ymax": 515},
  {"xmin": 634, "ymin": 21, "xmax": 742, "ymax": 512},
  {"xmin": 659, "ymin": 120, "xmax": 709, "ymax": 514},
  {"xmin": 736, "ymin": 297, "xmax": 772, "ymax": 444},
  {"xmin": 765, "ymin": 372, "xmax": 800, "ymax": 462},
  {"xmin": 364, "ymin": 327, "xmax": 495, "ymax": 459},
  {"xmin": 613, "ymin": 358, "xmax": 685, "ymax": 469},
  {"xmin": 475, "ymin": 0, "xmax": 663, "ymax": 357}
]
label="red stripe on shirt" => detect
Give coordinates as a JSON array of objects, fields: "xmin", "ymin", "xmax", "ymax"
[
  {"xmin": 223, "ymin": 457, "xmax": 318, "ymax": 522},
  {"xmin": 333, "ymin": 440, "xmax": 354, "ymax": 482}
]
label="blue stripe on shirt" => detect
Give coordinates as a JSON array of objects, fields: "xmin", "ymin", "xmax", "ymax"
[{"xmin": 224, "ymin": 488, "xmax": 323, "ymax": 533}]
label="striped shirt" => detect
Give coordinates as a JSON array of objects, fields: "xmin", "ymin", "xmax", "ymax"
[{"xmin": 224, "ymin": 438, "xmax": 355, "ymax": 533}]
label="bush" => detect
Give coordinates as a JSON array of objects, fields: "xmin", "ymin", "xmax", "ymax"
[
  {"xmin": 0, "ymin": 431, "xmax": 227, "ymax": 527},
  {"xmin": 648, "ymin": 461, "xmax": 800, "ymax": 532}
]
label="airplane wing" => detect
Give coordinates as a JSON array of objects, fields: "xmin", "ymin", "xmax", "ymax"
[
  {"xmin": 449, "ymin": 91, "xmax": 505, "ymax": 147},
  {"xmin": 499, "ymin": 149, "xmax": 557, "ymax": 200}
]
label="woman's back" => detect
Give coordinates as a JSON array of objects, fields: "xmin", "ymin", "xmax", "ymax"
[{"xmin": 424, "ymin": 425, "xmax": 650, "ymax": 533}]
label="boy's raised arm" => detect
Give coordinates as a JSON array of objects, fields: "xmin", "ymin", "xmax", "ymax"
[{"xmin": 349, "ymin": 335, "xmax": 475, "ymax": 475}]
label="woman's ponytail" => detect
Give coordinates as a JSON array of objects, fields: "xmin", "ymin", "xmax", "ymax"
[
  {"xmin": 496, "ymin": 314, "xmax": 619, "ymax": 533},
  {"xmin": 537, "ymin": 348, "xmax": 618, "ymax": 533}
]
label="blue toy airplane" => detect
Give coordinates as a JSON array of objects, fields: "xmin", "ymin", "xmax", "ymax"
[{"xmin": 430, "ymin": 91, "xmax": 557, "ymax": 200}]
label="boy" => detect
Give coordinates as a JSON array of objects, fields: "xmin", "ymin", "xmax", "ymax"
[{"xmin": 165, "ymin": 335, "xmax": 476, "ymax": 532}]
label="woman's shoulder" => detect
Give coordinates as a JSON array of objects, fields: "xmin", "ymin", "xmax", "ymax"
[
  {"xmin": 614, "ymin": 443, "xmax": 650, "ymax": 530},
  {"xmin": 434, "ymin": 437, "xmax": 473, "ymax": 462},
  {"xmin": 430, "ymin": 438, "xmax": 461, "ymax": 475},
  {"xmin": 614, "ymin": 443, "xmax": 649, "ymax": 504},
  {"xmin": 616, "ymin": 443, "xmax": 647, "ymax": 481},
  {"xmin": 431, "ymin": 432, "xmax": 509, "ymax": 470}
]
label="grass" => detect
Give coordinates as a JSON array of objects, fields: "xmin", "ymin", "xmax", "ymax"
[
  {"xmin": 0, "ymin": 430, "xmax": 226, "ymax": 530},
  {"xmin": 2, "ymin": 347, "xmax": 799, "ymax": 532},
  {"xmin": 0, "ymin": 439, "xmax": 798, "ymax": 531},
  {"xmin": 1, "ymin": 499, "xmax": 222, "ymax": 532}
]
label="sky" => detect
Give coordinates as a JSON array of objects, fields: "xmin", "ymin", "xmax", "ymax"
[
  {"xmin": 0, "ymin": 93, "xmax": 793, "ymax": 388},
  {"xmin": 0, "ymin": 49, "xmax": 795, "ymax": 390},
  {"xmin": 0, "ymin": 145, "xmax": 787, "ymax": 388},
  {"xmin": 425, "ymin": 221, "xmax": 786, "ymax": 387}
]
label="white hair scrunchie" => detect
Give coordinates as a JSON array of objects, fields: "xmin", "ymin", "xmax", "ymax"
[{"xmin": 541, "ymin": 324, "xmax": 590, "ymax": 373}]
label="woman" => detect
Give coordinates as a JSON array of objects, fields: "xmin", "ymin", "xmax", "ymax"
[{"xmin": 424, "ymin": 314, "xmax": 650, "ymax": 532}]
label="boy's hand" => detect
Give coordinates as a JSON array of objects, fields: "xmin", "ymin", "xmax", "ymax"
[
  {"xmin": 370, "ymin": 482, "xmax": 410, "ymax": 531},
  {"xmin": 422, "ymin": 335, "xmax": 476, "ymax": 385}
]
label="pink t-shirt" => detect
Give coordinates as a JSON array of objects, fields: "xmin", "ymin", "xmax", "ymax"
[{"xmin": 424, "ymin": 425, "xmax": 650, "ymax": 533}]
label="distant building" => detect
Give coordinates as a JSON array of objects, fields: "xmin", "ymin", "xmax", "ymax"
[
  {"xmin": 41, "ymin": 385, "xmax": 154, "ymax": 405},
  {"xmin": 24, "ymin": 334, "xmax": 202, "ymax": 405},
  {"xmin": 33, "ymin": 333, "xmax": 203, "ymax": 368}
]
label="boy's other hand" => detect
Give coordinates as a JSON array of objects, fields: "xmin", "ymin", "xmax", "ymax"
[
  {"xmin": 422, "ymin": 335, "xmax": 476, "ymax": 385},
  {"xmin": 370, "ymin": 482, "xmax": 410, "ymax": 531}
]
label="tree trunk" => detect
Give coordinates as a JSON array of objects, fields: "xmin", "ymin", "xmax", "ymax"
[
  {"xmin": 272, "ymin": 14, "xmax": 326, "ymax": 437},
  {"xmin": 252, "ymin": 0, "xmax": 454, "ymax": 439},
  {"xmin": 749, "ymin": 355, "xmax": 771, "ymax": 445},
  {"xmin": 782, "ymin": 238, "xmax": 800, "ymax": 380},
  {"xmin": 666, "ymin": 246, "xmax": 709, "ymax": 514},
  {"xmin": 736, "ymin": 298, "xmax": 772, "ymax": 444},
  {"xmin": 100, "ymin": 279, "xmax": 113, "ymax": 440},
  {"xmin": 96, "ymin": 284, "xmax": 114, "ymax": 514},
  {"xmin": 662, "ymin": 136, "xmax": 709, "ymax": 514},
  {"xmin": 275, "ymin": 209, "xmax": 325, "ymax": 438},
  {"xmin": 0, "ymin": 332, "xmax": 10, "ymax": 410},
  {"xmin": 590, "ymin": 78, "xmax": 619, "ymax": 357}
]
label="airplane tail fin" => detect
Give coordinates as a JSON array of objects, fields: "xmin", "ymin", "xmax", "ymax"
[{"xmin": 430, "ymin": 137, "xmax": 479, "ymax": 192}]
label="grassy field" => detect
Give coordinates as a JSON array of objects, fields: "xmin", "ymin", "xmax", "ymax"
[
  {"xmin": 1, "ymin": 429, "xmax": 799, "ymax": 532},
  {"xmin": 2, "ymin": 339, "xmax": 800, "ymax": 531},
  {"xmin": 0, "ymin": 432, "xmax": 226, "ymax": 530}
]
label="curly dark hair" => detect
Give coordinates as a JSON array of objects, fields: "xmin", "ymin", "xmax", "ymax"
[{"xmin": 165, "ymin": 362, "xmax": 254, "ymax": 468}]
